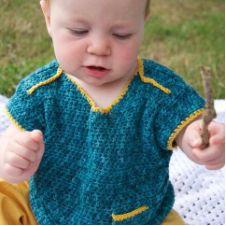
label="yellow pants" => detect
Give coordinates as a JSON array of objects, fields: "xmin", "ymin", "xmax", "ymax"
[{"xmin": 0, "ymin": 178, "xmax": 185, "ymax": 225}]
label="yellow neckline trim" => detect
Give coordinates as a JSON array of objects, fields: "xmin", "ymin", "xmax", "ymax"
[
  {"xmin": 26, "ymin": 57, "xmax": 169, "ymax": 111},
  {"xmin": 137, "ymin": 57, "xmax": 171, "ymax": 94},
  {"xmin": 3, "ymin": 106, "xmax": 25, "ymax": 131},
  {"xmin": 112, "ymin": 205, "xmax": 149, "ymax": 222},
  {"xmin": 67, "ymin": 74, "xmax": 136, "ymax": 114},
  {"xmin": 167, "ymin": 108, "xmax": 204, "ymax": 150},
  {"xmin": 66, "ymin": 63, "xmax": 140, "ymax": 114},
  {"xmin": 27, "ymin": 67, "xmax": 64, "ymax": 95}
]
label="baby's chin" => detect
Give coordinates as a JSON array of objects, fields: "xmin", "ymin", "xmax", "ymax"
[
  {"xmin": 72, "ymin": 76, "xmax": 108, "ymax": 87},
  {"xmin": 83, "ymin": 79, "xmax": 110, "ymax": 87},
  {"xmin": 81, "ymin": 75, "xmax": 120, "ymax": 87}
]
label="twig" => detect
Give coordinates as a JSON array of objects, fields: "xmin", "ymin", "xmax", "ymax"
[{"xmin": 200, "ymin": 66, "xmax": 216, "ymax": 149}]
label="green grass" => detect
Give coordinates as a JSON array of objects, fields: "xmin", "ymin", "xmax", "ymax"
[
  {"xmin": 0, "ymin": 0, "xmax": 54, "ymax": 97},
  {"xmin": 0, "ymin": 0, "xmax": 225, "ymax": 98},
  {"xmin": 141, "ymin": 0, "xmax": 225, "ymax": 98}
]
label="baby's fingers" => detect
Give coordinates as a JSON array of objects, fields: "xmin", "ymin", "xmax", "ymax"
[
  {"xmin": 4, "ymin": 164, "xmax": 23, "ymax": 177},
  {"xmin": 192, "ymin": 146, "xmax": 223, "ymax": 162},
  {"xmin": 14, "ymin": 131, "xmax": 41, "ymax": 151},
  {"xmin": 209, "ymin": 122, "xmax": 225, "ymax": 145},
  {"xmin": 5, "ymin": 152, "xmax": 30, "ymax": 170},
  {"xmin": 8, "ymin": 142, "xmax": 37, "ymax": 162},
  {"xmin": 205, "ymin": 160, "xmax": 225, "ymax": 170},
  {"xmin": 30, "ymin": 130, "xmax": 44, "ymax": 144},
  {"xmin": 203, "ymin": 154, "xmax": 225, "ymax": 166},
  {"xmin": 187, "ymin": 129, "xmax": 202, "ymax": 148}
]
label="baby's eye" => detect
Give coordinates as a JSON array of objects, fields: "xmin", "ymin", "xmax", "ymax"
[
  {"xmin": 69, "ymin": 29, "xmax": 88, "ymax": 36},
  {"xmin": 113, "ymin": 33, "xmax": 132, "ymax": 40}
]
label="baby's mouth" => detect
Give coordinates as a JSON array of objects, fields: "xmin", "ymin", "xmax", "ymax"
[
  {"xmin": 83, "ymin": 65, "xmax": 110, "ymax": 77},
  {"xmin": 87, "ymin": 66, "xmax": 107, "ymax": 71}
]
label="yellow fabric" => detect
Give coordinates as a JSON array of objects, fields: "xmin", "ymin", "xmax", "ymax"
[
  {"xmin": 0, "ymin": 178, "xmax": 185, "ymax": 225},
  {"xmin": 0, "ymin": 178, "xmax": 37, "ymax": 225},
  {"xmin": 162, "ymin": 209, "xmax": 186, "ymax": 225}
]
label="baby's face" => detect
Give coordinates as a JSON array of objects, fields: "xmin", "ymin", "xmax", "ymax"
[{"xmin": 42, "ymin": 0, "xmax": 147, "ymax": 86}]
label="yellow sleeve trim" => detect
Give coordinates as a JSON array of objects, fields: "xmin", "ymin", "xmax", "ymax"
[
  {"xmin": 27, "ymin": 67, "xmax": 64, "ymax": 95},
  {"xmin": 167, "ymin": 108, "xmax": 204, "ymax": 150},
  {"xmin": 137, "ymin": 57, "xmax": 171, "ymax": 94},
  {"xmin": 3, "ymin": 106, "xmax": 25, "ymax": 131},
  {"xmin": 112, "ymin": 205, "xmax": 149, "ymax": 222}
]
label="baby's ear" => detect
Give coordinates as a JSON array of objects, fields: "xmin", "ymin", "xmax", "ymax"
[
  {"xmin": 40, "ymin": 0, "xmax": 52, "ymax": 37},
  {"xmin": 40, "ymin": 0, "xmax": 49, "ymax": 15}
]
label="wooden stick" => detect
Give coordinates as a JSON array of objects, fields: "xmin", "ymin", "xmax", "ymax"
[{"xmin": 200, "ymin": 66, "xmax": 216, "ymax": 149}]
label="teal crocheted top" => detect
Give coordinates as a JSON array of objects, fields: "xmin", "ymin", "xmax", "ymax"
[{"xmin": 5, "ymin": 58, "xmax": 205, "ymax": 225}]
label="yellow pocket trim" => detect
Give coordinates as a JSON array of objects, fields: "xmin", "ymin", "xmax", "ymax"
[{"xmin": 112, "ymin": 205, "xmax": 149, "ymax": 222}]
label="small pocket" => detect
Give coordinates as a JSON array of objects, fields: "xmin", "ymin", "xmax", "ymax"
[{"xmin": 112, "ymin": 205, "xmax": 149, "ymax": 222}]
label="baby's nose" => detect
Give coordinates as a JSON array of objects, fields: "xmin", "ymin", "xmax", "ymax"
[{"xmin": 87, "ymin": 37, "xmax": 111, "ymax": 56}]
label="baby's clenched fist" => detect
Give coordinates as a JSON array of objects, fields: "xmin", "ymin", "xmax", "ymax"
[{"xmin": 3, "ymin": 130, "xmax": 44, "ymax": 183}]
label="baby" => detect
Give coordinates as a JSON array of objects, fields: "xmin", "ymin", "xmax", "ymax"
[{"xmin": 0, "ymin": 0, "xmax": 224, "ymax": 225}]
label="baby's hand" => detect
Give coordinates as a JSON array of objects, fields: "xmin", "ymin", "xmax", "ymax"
[
  {"xmin": 184, "ymin": 120, "xmax": 225, "ymax": 170},
  {"xmin": 3, "ymin": 130, "xmax": 44, "ymax": 183}
]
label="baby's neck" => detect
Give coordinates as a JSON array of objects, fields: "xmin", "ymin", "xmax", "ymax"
[{"xmin": 69, "ymin": 72, "xmax": 133, "ymax": 109}]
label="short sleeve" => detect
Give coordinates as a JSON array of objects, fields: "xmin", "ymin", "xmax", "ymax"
[
  {"xmin": 154, "ymin": 83, "xmax": 205, "ymax": 150},
  {"xmin": 4, "ymin": 79, "xmax": 46, "ymax": 132}
]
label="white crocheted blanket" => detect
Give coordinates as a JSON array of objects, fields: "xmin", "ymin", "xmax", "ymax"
[{"xmin": 0, "ymin": 95, "xmax": 225, "ymax": 225}]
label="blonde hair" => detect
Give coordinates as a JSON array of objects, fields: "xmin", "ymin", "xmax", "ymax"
[{"xmin": 43, "ymin": 0, "xmax": 151, "ymax": 17}]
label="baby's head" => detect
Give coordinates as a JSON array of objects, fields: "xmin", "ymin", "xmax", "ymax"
[
  {"xmin": 40, "ymin": 0, "xmax": 151, "ymax": 86},
  {"xmin": 42, "ymin": 0, "xmax": 151, "ymax": 19}
]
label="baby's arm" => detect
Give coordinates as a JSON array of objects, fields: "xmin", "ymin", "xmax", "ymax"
[
  {"xmin": 175, "ymin": 118, "xmax": 225, "ymax": 170},
  {"xmin": 0, "ymin": 124, "xmax": 44, "ymax": 183}
]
